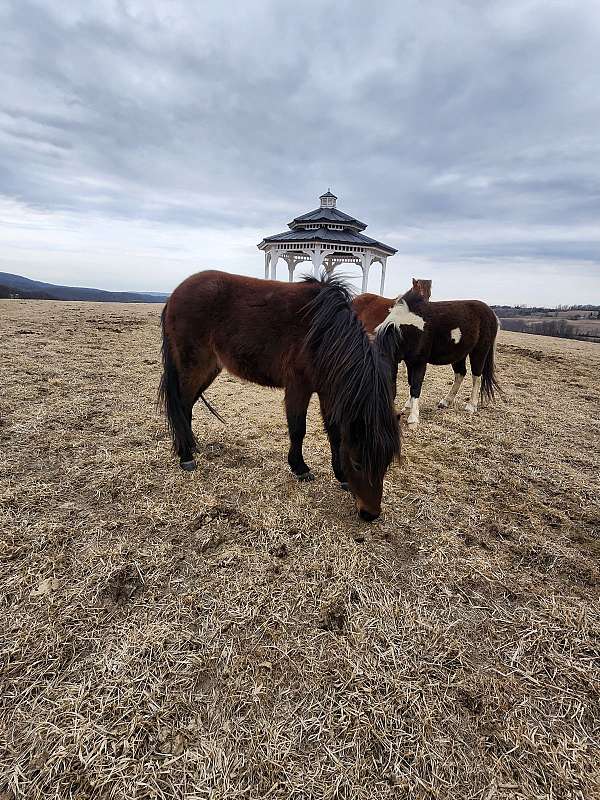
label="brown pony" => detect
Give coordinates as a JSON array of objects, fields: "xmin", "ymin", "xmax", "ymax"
[
  {"xmin": 159, "ymin": 270, "xmax": 400, "ymax": 520},
  {"xmin": 373, "ymin": 282, "xmax": 501, "ymax": 426},
  {"xmin": 353, "ymin": 279, "xmax": 432, "ymax": 333}
]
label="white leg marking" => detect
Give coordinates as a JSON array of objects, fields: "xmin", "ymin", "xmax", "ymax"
[
  {"xmin": 465, "ymin": 375, "xmax": 481, "ymax": 414},
  {"xmin": 450, "ymin": 327, "xmax": 462, "ymax": 344},
  {"xmin": 438, "ymin": 372, "xmax": 465, "ymax": 408},
  {"xmin": 402, "ymin": 394, "xmax": 412, "ymax": 412},
  {"xmin": 407, "ymin": 397, "xmax": 420, "ymax": 426},
  {"xmin": 493, "ymin": 314, "xmax": 500, "ymax": 359},
  {"xmin": 376, "ymin": 299, "xmax": 426, "ymax": 333}
]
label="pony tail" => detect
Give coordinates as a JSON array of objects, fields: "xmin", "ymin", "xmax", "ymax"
[
  {"xmin": 158, "ymin": 306, "xmax": 198, "ymax": 457},
  {"xmin": 480, "ymin": 321, "xmax": 502, "ymax": 403}
]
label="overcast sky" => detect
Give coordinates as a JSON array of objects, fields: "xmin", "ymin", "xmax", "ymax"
[{"xmin": 1, "ymin": 0, "xmax": 599, "ymax": 305}]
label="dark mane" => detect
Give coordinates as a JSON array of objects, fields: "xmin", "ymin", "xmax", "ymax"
[
  {"xmin": 302, "ymin": 273, "xmax": 401, "ymax": 480},
  {"xmin": 375, "ymin": 321, "xmax": 405, "ymax": 366}
]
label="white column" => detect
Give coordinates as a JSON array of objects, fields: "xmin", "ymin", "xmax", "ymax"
[
  {"xmin": 286, "ymin": 255, "xmax": 295, "ymax": 282},
  {"xmin": 379, "ymin": 257, "xmax": 387, "ymax": 295},
  {"xmin": 270, "ymin": 249, "xmax": 279, "ymax": 280},
  {"xmin": 311, "ymin": 248, "xmax": 322, "ymax": 278},
  {"xmin": 361, "ymin": 252, "xmax": 371, "ymax": 293},
  {"xmin": 264, "ymin": 251, "xmax": 269, "ymax": 279}
]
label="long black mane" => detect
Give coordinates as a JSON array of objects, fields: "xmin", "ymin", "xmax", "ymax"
[
  {"xmin": 375, "ymin": 321, "xmax": 405, "ymax": 368},
  {"xmin": 301, "ymin": 273, "xmax": 401, "ymax": 480}
]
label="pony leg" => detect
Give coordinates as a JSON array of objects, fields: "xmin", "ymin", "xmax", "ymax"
[
  {"xmin": 407, "ymin": 362, "xmax": 427, "ymax": 426},
  {"xmin": 401, "ymin": 363, "xmax": 413, "ymax": 413},
  {"xmin": 466, "ymin": 349, "xmax": 487, "ymax": 414},
  {"xmin": 390, "ymin": 359, "xmax": 400, "ymax": 412},
  {"xmin": 160, "ymin": 314, "xmax": 220, "ymax": 472},
  {"xmin": 438, "ymin": 358, "xmax": 467, "ymax": 409},
  {"xmin": 285, "ymin": 384, "xmax": 314, "ymax": 481},
  {"xmin": 178, "ymin": 364, "xmax": 222, "ymax": 469},
  {"xmin": 388, "ymin": 359, "xmax": 403, "ymax": 419},
  {"xmin": 319, "ymin": 396, "xmax": 348, "ymax": 489},
  {"xmin": 178, "ymin": 403, "xmax": 196, "ymax": 470},
  {"xmin": 465, "ymin": 375, "xmax": 482, "ymax": 414}
]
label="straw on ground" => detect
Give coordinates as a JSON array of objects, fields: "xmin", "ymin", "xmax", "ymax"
[{"xmin": 1, "ymin": 300, "xmax": 599, "ymax": 800}]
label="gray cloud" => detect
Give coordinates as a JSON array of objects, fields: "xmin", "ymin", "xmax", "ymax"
[{"xmin": 0, "ymin": 0, "xmax": 599, "ymax": 303}]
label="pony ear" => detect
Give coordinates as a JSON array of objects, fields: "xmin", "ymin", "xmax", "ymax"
[
  {"xmin": 411, "ymin": 279, "xmax": 432, "ymax": 300},
  {"xmin": 411, "ymin": 278, "xmax": 423, "ymax": 296}
]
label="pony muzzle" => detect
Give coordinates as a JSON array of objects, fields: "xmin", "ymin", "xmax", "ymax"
[
  {"xmin": 358, "ymin": 507, "xmax": 379, "ymax": 522},
  {"xmin": 355, "ymin": 493, "xmax": 382, "ymax": 521},
  {"xmin": 349, "ymin": 480, "xmax": 383, "ymax": 521}
]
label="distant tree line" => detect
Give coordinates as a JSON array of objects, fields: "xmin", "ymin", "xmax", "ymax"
[
  {"xmin": 492, "ymin": 305, "xmax": 600, "ymax": 319},
  {"xmin": 500, "ymin": 317, "xmax": 600, "ymax": 343}
]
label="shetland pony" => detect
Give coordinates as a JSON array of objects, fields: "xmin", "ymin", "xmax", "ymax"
[
  {"xmin": 159, "ymin": 270, "xmax": 400, "ymax": 520},
  {"xmin": 373, "ymin": 282, "xmax": 501, "ymax": 426}
]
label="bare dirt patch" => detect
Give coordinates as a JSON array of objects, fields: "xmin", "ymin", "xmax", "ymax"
[{"xmin": 1, "ymin": 300, "xmax": 599, "ymax": 799}]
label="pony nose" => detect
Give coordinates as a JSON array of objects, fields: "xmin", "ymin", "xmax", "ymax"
[{"xmin": 359, "ymin": 509, "xmax": 379, "ymax": 522}]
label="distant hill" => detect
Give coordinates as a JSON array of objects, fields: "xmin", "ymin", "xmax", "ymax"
[{"xmin": 0, "ymin": 272, "xmax": 169, "ymax": 303}]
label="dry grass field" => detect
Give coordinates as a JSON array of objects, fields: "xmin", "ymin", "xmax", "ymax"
[{"xmin": 1, "ymin": 299, "xmax": 599, "ymax": 800}]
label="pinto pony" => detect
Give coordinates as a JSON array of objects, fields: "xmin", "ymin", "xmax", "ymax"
[
  {"xmin": 368, "ymin": 282, "xmax": 501, "ymax": 426},
  {"xmin": 159, "ymin": 270, "xmax": 400, "ymax": 520},
  {"xmin": 353, "ymin": 279, "xmax": 432, "ymax": 334}
]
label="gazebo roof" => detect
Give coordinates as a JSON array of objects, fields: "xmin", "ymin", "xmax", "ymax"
[
  {"xmin": 262, "ymin": 226, "xmax": 397, "ymax": 255},
  {"xmin": 259, "ymin": 191, "xmax": 396, "ymax": 255},
  {"xmin": 289, "ymin": 206, "xmax": 367, "ymax": 230}
]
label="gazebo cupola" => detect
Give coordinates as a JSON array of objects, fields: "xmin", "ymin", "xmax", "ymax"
[
  {"xmin": 257, "ymin": 190, "xmax": 397, "ymax": 294},
  {"xmin": 319, "ymin": 189, "xmax": 337, "ymax": 208}
]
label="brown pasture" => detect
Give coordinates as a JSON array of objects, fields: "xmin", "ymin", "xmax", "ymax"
[{"xmin": 1, "ymin": 300, "xmax": 599, "ymax": 799}]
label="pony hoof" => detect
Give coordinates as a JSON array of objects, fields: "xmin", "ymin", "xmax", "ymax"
[
  {"xmin": 180, "ymin": 459, "xmax": 197, "ymax": 471},
  {"xmin": 465, "ymin": 403, "xmax": 476, "ymax": 414},
  {"xmin": 339, "ymin": 482, "xmax": 350, "ymax": 491},
  {"xmin": 437, "ymin": 400, "xmax": 449, "ymax": 409},
  {"xmin": 298, "ymin": 471, "xmax": 315, "ymax": 482},
  {"xmin": 407, "ymin": 418, "xmax": 419, "ymax": 428}
]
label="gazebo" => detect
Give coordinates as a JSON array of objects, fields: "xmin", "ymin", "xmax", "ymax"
[{"xmin": 257, "ymin": 191, "xmax": 397, "ymax": 294}]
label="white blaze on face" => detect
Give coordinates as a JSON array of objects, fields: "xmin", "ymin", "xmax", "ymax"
[
  {"xmin": 450, "ymin": 327, "xmax": 462, "ymax": 344},
  {"xmin": 376, "ymin": 299, "xmax": 425, "ymax": 333}
]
